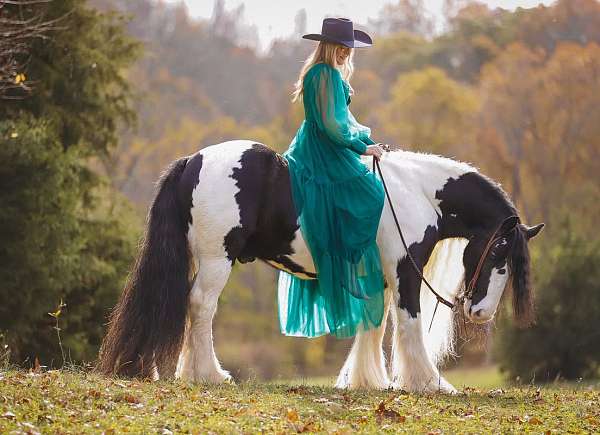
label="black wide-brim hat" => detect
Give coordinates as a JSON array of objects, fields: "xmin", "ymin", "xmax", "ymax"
[{"xmin": 302, "ymin": 17, "xmax": 373, "ymax": 48}]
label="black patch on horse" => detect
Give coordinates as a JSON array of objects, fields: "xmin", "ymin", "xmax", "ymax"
[
  {"xmin": 436, "ymin": 172, "xmax": 517, "ymax": 236},
  {"xmin": 177, "ymin": 151, "xmax": 203, "ymax": 227},
  {"xmin": 224, "ymin": 144, "xmax": 316, "ymax": 278},
  {"xmin": 396, "ymin": 224, "xmax": 440, "ymax": 318}
]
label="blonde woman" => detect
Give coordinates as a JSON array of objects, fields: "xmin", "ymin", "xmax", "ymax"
[{"xmin": 278, "ymin": 18, "xmax": 387, "ymax": 338}]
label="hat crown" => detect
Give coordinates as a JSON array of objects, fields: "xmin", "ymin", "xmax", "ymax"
[
  {"xmin": 302, "ymin": 17, "xmax": 372, "ymax": 48},
  {"xmin": 321, "ymin": 18, "xmax": 354, "ymax": 42}
]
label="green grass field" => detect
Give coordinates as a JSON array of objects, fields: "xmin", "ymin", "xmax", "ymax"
[{"xmin": 1, "ymin": 369, "xmax": 598, "ymax": 433}]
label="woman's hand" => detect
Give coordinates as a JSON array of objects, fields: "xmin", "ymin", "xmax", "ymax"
[{"xmin": 364, "ymin": 143, "xmax": 385, "ymax": 159}]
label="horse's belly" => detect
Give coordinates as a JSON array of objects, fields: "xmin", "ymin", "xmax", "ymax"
[{"xmin": 265, "ymin": 227, "xmax": 317, "ymax": 280}]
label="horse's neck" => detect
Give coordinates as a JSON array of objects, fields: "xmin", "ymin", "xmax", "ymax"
[
  {"xmin": 378, "ymin": 150, "xmax": 474, "ymax": 210},
  {"xmin": 378, "ymin": 151, "xmax": 514, "ymax": 238}
]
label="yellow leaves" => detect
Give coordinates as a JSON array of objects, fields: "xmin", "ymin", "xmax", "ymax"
[
  {"xmin": 285, "ymin": 407, "xmax": 320, "ymax": 432},
  {"xmin": 527, "ymin": 416, "xmax": 543, "ymax": 425},
  {"xmin": 10, "ymin": 132, "xmax": 18, "ymax": 138},
  {"xmin": 286, "ymin": 407, "xmax": 299, "ymax": 422},
  {"xmin": 48, "ymin": 299, "xmax": 66, "ymax": 319},
  {"xmin": 14, "ymin": 73, "xmax": 26, "ymax": 84}
]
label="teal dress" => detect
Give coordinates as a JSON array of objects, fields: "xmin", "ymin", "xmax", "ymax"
[{"xmin": 278, "ymin": 62, "xmax": 386, "ymax": 338}]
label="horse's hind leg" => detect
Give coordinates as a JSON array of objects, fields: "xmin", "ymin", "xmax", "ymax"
[
  {"xmin": 176, "ymin": 256, "xmax": 232, "ymax": 383},
  {"xmin": 335, "ymin": 287, "xmax": 392, "ymax": 389}
]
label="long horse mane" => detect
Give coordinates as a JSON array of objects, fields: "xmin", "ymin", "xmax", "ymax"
[
  {"xmin": 470, "ymin": 170, "xmax": 535, "ymax": 327},
  {"xmin": 383, "ymin": 149, "xmax": 534, "ymax": 362}
]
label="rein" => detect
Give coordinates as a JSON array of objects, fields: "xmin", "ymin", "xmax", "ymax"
[{"xmin": 371, "ymin": 155, "xmax": 518, "ymax": 331}]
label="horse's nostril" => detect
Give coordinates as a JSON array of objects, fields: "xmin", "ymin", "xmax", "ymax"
[{"xmin": 474, "ymin": 309, "xmax": 484, "ymax": 317}]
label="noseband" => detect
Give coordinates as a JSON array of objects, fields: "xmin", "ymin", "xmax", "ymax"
[{"xmin": 372, "ymin": 155, "xmax": 518, "ymax": 329}]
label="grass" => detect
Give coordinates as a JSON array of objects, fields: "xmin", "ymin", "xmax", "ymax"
[
  {"xmin": 0, "ymin": 369, "xmax": 598, "ymax": 434},
  {"xmin": 279, "ymin": 365, "xmax": 505, "ymax": 390}
]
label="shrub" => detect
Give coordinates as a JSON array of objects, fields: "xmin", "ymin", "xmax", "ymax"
[{"xmin": 496, "ymin": 224, "xmax": 600, "ymax": 381}]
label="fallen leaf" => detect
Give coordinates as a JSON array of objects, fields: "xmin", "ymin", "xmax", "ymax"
[
  {"xmin": 296, "ymin": 420, "xmax": 317, "ymax": 433},
  {"xmin": 528, "ymin": 416, "xmax": 542, "ymax": 425},
  {"xmin": 374, "ymin": 400, "xmax": 406, "ymax": 423},
  {"xmin": 117, "ymin": 393, "xmax": 140, "ymax": 404},
  {"xmin": 586, "ymin": 416, "xmax": 599, "ymax": 425},
  {"xmin": 286, "ymin": 408, "xmax": 299, "ymax": 423}
]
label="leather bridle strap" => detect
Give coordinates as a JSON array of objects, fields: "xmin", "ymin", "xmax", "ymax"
[
  {"xmin": 464, "ymin": 214, "xmax": 519, "ymax": 299},
  {"xmin": 372, "ymin": 157, "xmax": 455, "ymax": 310}
]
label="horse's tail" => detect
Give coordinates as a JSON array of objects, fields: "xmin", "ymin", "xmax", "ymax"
[{"xmin": 98, "ymin": 157, "xmax": 192, "ymax": 378}]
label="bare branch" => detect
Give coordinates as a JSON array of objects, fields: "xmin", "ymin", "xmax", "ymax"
[{"xmin": 0, "ymin": 0, "xmax": 67, "ymax": 99}]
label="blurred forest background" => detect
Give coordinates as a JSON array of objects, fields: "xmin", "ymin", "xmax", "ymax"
[{"xmin": 1, "ymin": 0, "xmax": 599, "ymax": 383}]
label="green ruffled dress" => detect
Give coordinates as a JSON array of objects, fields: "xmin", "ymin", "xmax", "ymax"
[{"xmin": 278, "ymin": 62, "xmax": 386, "ymax": 338}]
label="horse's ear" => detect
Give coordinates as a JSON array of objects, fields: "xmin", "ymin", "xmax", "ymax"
[
  {"xmin": 523, "ymin": 223, "xmax": 544, "ymax": 240},
  {"xmin": 500, "ymin": 216, "xmax": 519, "ymax": 234}
]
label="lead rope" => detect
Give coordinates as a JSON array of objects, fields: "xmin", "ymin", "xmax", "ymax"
[{"xmin": 371, "ymin": 156, "xmax": 455, "ymax": 333}]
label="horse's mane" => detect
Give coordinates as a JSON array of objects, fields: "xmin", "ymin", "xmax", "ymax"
[
  {"xmin": 420, "ymin": 237, "xmax": 468, "ymax": 365},
  {"xmin": 384, "ymin": 149, "xmax": 477, "ymax": 178}
]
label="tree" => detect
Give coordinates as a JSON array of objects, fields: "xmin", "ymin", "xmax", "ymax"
[
  {"xmin": 377, "ymin": 67, "xmax": 479, "ymax": 156},
  {"xmin": 0, "ymin": 0, "xmax": 141, "ymax": 364},
  {"xmin": 495, "ymin": 225, "xmax": 600, "ymax": 381},
  {"xmin": 368, "ymin": 0, "xmax": 435, "ymax": 37},
  {"xmin": 476, "ymin": 42, "xmax": 600, "ymax": 228}
]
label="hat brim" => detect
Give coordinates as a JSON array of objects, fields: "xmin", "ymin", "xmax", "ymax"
[{"xmin": 302, "ymin": 29, "xmax": 373, "ymax": 48}]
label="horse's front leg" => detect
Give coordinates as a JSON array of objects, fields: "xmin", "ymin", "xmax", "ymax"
[
  {"xmin": 335, "ymin": 287, "xmax": 392, "ymax": 390},
  {"xmin": 390, "ymin": 272, "xmax": 456, "ymax": 394}
]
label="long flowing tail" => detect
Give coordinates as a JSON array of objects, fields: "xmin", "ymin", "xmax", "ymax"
[{"xmin": 98, "ymin": 157, "xmax": 192, "ymax": 378}]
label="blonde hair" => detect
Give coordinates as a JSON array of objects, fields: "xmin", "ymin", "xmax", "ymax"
[{"xmin": 292, "ymin": 41, "xmax": 355, "ymax": 102}]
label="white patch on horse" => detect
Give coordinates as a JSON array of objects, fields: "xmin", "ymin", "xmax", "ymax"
[
  {"xmin": 187, "ymin": 140, "xmax": 255, "ymax": 260},
  {"xmin": 287, "ymin": 227, "xmax": 316, "ymax": 275},
  {"xmin": 466, "ymin": 266, "xmax": 509, "ymax": 323}
]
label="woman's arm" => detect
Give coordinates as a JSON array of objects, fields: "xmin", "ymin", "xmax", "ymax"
[{"xmin": 310, "ymin": 65, "xmax": 370, "ymax": 155}]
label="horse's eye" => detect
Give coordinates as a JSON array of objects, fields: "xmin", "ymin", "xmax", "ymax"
[{"xmin": 494, "ymin": 238, "xmax": 507, "ymax": 249}]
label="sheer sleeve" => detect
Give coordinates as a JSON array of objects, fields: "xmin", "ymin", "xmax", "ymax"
[{"xmin": 308, "ymin": 65, "xmax": 372, "ymax": 155}]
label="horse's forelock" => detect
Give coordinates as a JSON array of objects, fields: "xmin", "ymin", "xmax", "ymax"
[{"xmin": 508, "ymin": 226, "xmax": 535, "ymax": 326}]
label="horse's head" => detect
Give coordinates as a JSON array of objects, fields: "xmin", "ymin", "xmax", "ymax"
[{"xmin": 462, "ymin": 216, "xmax": 544, "ymax": 325}]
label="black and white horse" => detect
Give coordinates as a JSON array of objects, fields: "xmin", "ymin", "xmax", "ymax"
[{"xmin": 99, "ymin": 140, "xmax": 543, "ymax": 392}]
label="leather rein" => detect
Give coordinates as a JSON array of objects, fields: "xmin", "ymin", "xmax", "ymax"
[{"xmin": 371, "ymin": 154, "xmax": 518, "ymax": 329}]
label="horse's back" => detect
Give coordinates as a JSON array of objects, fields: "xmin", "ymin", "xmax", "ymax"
[{"xmin": 181, "ymin": 140, "xmax": 299, "ymax": 264}]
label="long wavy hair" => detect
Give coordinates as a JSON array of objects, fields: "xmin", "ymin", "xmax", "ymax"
[{"xmin": 292, "ymin": 41, "xmax": 355, "ymax": 102}]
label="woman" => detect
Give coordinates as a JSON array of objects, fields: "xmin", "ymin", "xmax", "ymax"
[{"xmin": 278, "ymin": 17, "xmax": 387, "ymax": 338}]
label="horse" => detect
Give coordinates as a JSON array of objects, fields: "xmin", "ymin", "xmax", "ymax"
[{"xmin": 98, "ymin": 140, "xmax": 544, "ymax": 393}]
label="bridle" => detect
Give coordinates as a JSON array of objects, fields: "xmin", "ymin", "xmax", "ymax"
[
  {"xmin": 460, "ymin": 214, "xmax": 519, "ymax": 303},
  {"xmin": 372, "ymin": 153, "xmax": 519, "ymax": 330}
]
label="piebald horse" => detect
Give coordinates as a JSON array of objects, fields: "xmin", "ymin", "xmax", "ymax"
[{"xmin": 98, "ymin": 140, "xmax": 543, "ymax": 393}]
